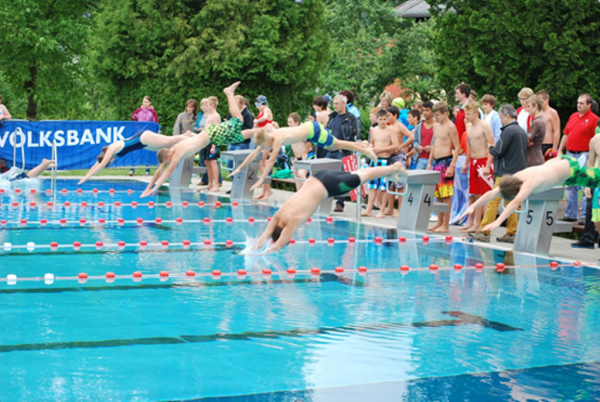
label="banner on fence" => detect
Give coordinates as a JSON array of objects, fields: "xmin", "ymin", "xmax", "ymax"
[{"xmin": 0, "ymin": 120, "xmax": 161, "ymax": 170}]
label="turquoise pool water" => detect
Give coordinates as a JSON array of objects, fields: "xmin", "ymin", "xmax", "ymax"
[{"xmin": 1, "ymin": 179, "xmax": 599, "ymax": 401}]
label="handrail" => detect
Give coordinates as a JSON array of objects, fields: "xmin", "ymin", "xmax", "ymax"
[{"xmin": 12, "ymin": 127, "xmax": 26, "ymax": 170}]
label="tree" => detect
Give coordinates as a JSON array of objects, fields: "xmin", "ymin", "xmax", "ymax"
[
  {"xmin": 319, "ymin": 0, "xmax": 404, "ymax": 107},
  {"xmin": 392, "ymin": 18, "xmax": 443, "ymax": 102},
  {"xmin": 89, "ymin": 0, "xmax": 329, "ymax": 131},
  {"xmin": 427, "ymin": 0, "xmax": 600, "ymax": 107},
  {"xmin": 0, "ymin": 0, "xmax": 95, "ymax": 120}
]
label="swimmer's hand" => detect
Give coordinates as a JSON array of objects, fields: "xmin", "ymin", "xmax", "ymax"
[
  {"xmin": 140, "ymin": 187, "xmax": 157, "ymax": 198},
  {"xmin": 460, "ymin": 204, "xmax": 476, "ymax": 220},
  {"xmin": 249, "ymin": 177, "xmax": 264, "ymax": 191},
  {"xmin": 482, "ymin": 221, "xmax": 500, "ymax": 233},
  {"xmin": 227, "ymin": 167, "xmax": 242, "ymax": 179}
]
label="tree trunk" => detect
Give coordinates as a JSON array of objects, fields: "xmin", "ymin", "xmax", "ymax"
[{"xmin": 24, "ymin": 64, "xmax": 38, "ymax": 120}]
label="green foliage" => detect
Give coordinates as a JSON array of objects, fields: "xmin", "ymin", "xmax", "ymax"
[
  {"xmin": 89, "ymin": 0, "xmax": 329, "ymax": 132},
  {"xmin": 0, "ymin": 0, "xmax": 96, "ymax": 120},
  {"xmin": 427, "ymin": 0, "xmax": 600, "ymax": 107},
  {"xmin": 393, "ymin": 18, "xmax": 443, "ymax": 102}
]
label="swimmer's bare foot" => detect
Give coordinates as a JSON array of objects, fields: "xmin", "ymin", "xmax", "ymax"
[
  {"xmin": 223, "ymin": 81, "xmax": 241, "ymax": 96},
  {"xmin": 261, "ymin": 189, "xmax": 273, "ymax": 200},
  {"xmin": 428, "ymin": 223, "xmax": 442, "ymax": 232},
  {"xmin": 433, "ymin": 226, "xmax": 449, "ymax": 233},
  {"xmin": 253, "ymin": 192, "xmax": 266, "ymax": 200},
  {"xmin": 375, "ymin": 211, "xmax": 385, "ymax": 218},
  {"xmin": 364, "ymin": 146, "xmax": 378, "ymax": 162},
  {"xmin": 459, "ymin": 224, "xmax": 476, "ymax": 233},
  {"xmin": 393, "ymin": 213, "xmax": 399, "ymax": 218},
  {"xmin": 208, "ymin": 186, "xmax": 220, "ymax": 192},
  {"xmin": 361, "ymin": 210, "xmax": 372, "ymax": 217}
]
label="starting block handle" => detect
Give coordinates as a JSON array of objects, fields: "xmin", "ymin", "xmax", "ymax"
[
  {"xmin": 293, "ymin": 165, "xmax": 308, "ymax": 182},
  {"xmin": 219, "ymin": 158, "xmax": 234, "ymax": 172},
  {"xmin": 500, "ymin": 197, "xmax": 529, "ymax": 215}
]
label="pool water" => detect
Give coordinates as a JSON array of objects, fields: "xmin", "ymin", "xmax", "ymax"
[{"xmin": 1, "ymin": 179, "xmax": 600, "ymax": 402}]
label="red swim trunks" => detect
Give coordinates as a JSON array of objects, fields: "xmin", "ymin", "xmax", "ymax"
[{"xmin": 469, "ymin": 157, "xmax": 495, "ymax": 195}]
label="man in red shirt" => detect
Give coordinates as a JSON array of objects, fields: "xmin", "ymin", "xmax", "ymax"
[
  {"xmin": 454, "ymin": 83, "xmax": 471, "ymax": 140},
  {"xmin": 557, "ymin": 93, "xmax": 599, "ymax": 224}
]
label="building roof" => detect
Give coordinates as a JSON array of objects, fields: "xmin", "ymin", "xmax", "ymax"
[{"xmin": 394, "ymin": 0, "xmax": 431, "ymax": 19}]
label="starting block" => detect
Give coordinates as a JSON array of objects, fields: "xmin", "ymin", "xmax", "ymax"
[
  {"xmin": 389, "ymin": 170, "xmax": 449, "ymax": 234},
  {"xmin": 513, "ymin": 187, "xmax": 571, "ymax": 256},
  {"xmin": 294, "ymin": 158, "xmax": 343, "ymax": 215},
  {"xmin": 169, "ymin": 157, "xmax": 206, "ymax": 188},
  {"xmin": 221, "ymin": 150, "xmax": 271, "ymax": 201}
]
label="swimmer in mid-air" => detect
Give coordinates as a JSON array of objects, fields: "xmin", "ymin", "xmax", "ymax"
[
  {"xmin": 140, "ymin": 81, "xmax": 254, "ymax": 197},
  {"xmin": 78, "ymin": 131, "xmax": 193, "ymax": 184},
  {"xmin": 252, "ymin": 162, "xmax": 408, "ymax": 254},
  {"xmin": 461, "ymin": 141, "xmax": 600, "ymax": 233},
  {"xmin": 228, "ymin": 100, "xmax": 378, "ymax": 191},
  {"xmin": 0, "ymin": 159, "xmax": 56, "ymax": 181}
]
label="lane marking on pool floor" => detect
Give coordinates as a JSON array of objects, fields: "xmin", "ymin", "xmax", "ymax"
[{"xmin": 0, "ymin": 311, "xmax": 523, "ymax": 354}]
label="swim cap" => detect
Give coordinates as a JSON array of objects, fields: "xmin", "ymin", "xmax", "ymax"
[
  {"xmin": 255, "ymin": 95, "xmax": 268, "ymax": 106},
  {"xmin": 324, "ymin": 94, "xmax": 331, "ymax": 105},
  {"xmin": 392, "ymin": 97, "xmax": 405, "ymax": 109}
]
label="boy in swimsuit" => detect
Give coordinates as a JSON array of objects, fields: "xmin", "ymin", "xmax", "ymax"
[
  {"xmin": 229, "ymin": 115, "xmax": 377, "ymax": 192},
  {"xmin": 383, "ymin": 105, "xmax": 414, "ymax": 217},
  {"xmin": 313, "ymin": 96, "xmax": 330, "ymax": 127},
  {"xmin": 78, "ymin": 130, "xmax": 193, "ymax": 184},
  {"xmin": 463, "ymin": 147, "xmax": 600, "ymax": 233},
  {"xmin": 427, "ymin": 101, "xmax": 460, "ymax": 233},
  {"xmin": 362, "ymin": 109, "xmax": 399, "ymax": 218},
  {"xmin": 252, "ymin": 162, "xmax": 408, "ymax": 254},
  {"xmin": 140, "ymin": 81, "xmax": 253, "ymax": 197},
  {"xmin": 459, "ymin": 101, "xmax": 495, "ymax": 233},
  {"xmin": 288, "ymin": 112, "xmax": 313, "ymax": 190}
]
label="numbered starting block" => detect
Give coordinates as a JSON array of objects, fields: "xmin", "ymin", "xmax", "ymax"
[
  {"xmin": 513, "ymin": 187, "xmax": 572, "ymax": 256},
  {"xmin": 169, "ymin": 156, "xmax": 206, "ymax": 188},
  {"xmin": 294, "ymin": 158, "xmax": 343, "ymax": 215},
  {"xmin": 389, "ymin": 170, "xmax": 449, "ymax": 234},
  {"xmin": 221, "ymin": 150, "xmax": 270, "ymax": 201}
]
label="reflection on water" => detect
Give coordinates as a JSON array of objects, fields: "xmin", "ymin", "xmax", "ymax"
[{"xmin": 0, "ymin": 179, "xmax": 599, "ymax": 402}]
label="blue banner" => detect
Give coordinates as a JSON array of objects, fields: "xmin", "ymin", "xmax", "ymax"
[{"xmin": 0, "ymin": 120, "xmax": 161, "ymax": 170}]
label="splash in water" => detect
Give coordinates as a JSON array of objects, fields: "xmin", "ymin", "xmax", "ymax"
[{"xmin": 238, "ymin": 231, "xmax": 269, "ymax": 256}]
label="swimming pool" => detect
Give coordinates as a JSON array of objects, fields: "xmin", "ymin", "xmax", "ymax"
[{"xmin": 1, "ymin": 179, "xmax": 599, "ymax": 401}]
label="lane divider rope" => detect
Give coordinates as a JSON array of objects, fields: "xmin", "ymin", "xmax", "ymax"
[
  {"xmin": 0, "ymin": 262, "xmax": 570, "ymax": 285},
  {"xmin": 0, "ymin": 237, "xmax": 450, "ymax": 251}
]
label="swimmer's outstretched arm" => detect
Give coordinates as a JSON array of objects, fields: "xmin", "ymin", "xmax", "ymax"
[
  {"xmin": 250, "ymin": 137, "xmax": 284, "ymax": 191},
  {"xmin": 27, "ymin": 159, "xmax": 56, "ymax": 178},
  {"xmin": 227, "ymin": 146, "xmax": 263, "ymax": 178},
  {"xmin": 264, "ymin": 226, "xmax": 296, "ymax": 254},
  {"xmin": 481, "ymin": 184, "xmax": 535, "ymax": 232},
  {"xmin": 78, "ymin": 144, "xmax": 119, "ymax": 184},
  {"xmin": 254, "ymin": 217, "xmax": 278, "ymax": 250},
  {"xmin": 141, "ymin": 151, "xmax": 183, "ymax": 197},
  {"xmin": 143, "ymin": 162, "xmax": 167, "ymax": 194},
  {"xmin": 460, "ymin": 187, "xmax": 500, "ymax": 219}
]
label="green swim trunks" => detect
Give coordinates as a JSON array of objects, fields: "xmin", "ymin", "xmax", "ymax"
[
  {"xmin": 303, "ymin": 121, "xmax": 335, "ymax": 147},
  {"xmin": 560, "ymin": 155, "xmax": 600, "ymax": 187},
  {"xmin": 205, "ymin": 118, "xmax": 244, "ymax": 147}
]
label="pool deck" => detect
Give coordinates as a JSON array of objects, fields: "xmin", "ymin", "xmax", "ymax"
[{"xmin": 55, "ymin": 175, "xmax": 599, "ymax": 267}]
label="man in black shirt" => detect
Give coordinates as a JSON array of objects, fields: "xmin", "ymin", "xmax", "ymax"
[
  {"xmin": 470, "ymin": 104, "xmax": 528, "ymax": 243},
  {"xmin": 325, "ymin": 94, "xmax": 359, "ymax": 212}
]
